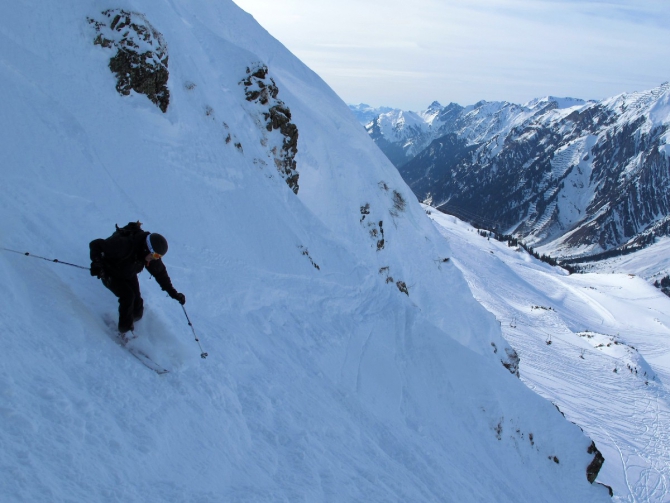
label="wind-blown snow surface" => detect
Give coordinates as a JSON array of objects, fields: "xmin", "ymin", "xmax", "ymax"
[
  {"xmin": 427, "ymin": 208, "xmax": 670, "ymax": 503},
  {"xmin": 0, "ymin": 1, "xmax": 610, "ymax": 501}
]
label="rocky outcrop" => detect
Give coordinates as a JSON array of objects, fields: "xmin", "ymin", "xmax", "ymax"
[
  {"xmin": 88, "ymin": 9, "xmax": 170, "ymax": 112},
  {"xmin": 490, "ymin": 342, "xmax": 520, "ymax": 376},
  {"xmin": 586, "ymin": 441, "xmax": 605, "ymax": 484},
  {"xmin": 241, "ymin": 64, "xmax": 299, "ymax": 194}
]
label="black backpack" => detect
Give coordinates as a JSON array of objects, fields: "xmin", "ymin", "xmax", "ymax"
[
  {"xmin": 111, "ymin": 221, "xmax": 144, "ymax": 240},
  {"xmin": 106, "ymin": 221, "xmax": 146, "ymax": 262}
]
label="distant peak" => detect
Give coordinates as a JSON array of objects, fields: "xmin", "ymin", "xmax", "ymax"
[{"xmin": 525, "ymin": 96, "xmax": 586, "ymax": 110}]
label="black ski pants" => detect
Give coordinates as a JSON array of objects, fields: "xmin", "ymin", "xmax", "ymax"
[{"xmin": 102, "ymin": 274, "xmax": 144, "ymax": 333}]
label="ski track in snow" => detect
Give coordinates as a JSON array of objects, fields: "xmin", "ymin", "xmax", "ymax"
[{"xmin": 428, "ymin": 209, "xmax": 670, "ymax": 503}]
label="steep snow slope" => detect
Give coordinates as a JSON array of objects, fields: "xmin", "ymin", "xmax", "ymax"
[
  {"xmin": 0, "ymin": 1, "xmax": 609, "ymax": 501},
  {"xmin": 427, "ymin": 207, "xmax": 670, "ymax": 503}
]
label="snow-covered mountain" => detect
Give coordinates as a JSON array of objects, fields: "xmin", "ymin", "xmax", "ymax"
[
  {"xmin": 1, "ymin": 1, "xmax": 611, "ymax": 501},
  {"xmin": 363, "ymin": 101, "xmax": 449, "ymax": 167},
  {"xmin": 365, "ymin": 86, "xmax": 670, "ymax": 269},
  {"xmin": 348, "ymin": 103, "xmax": 395, "ymax": 127},
  {"xmin": 364, "ymin": 98, "xmax": 587, "ymax": 167}
]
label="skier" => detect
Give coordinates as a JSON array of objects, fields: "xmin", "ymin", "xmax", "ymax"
[{"xmin": 89, "ymin": 222, "xmax": 185, "ymax": 334}]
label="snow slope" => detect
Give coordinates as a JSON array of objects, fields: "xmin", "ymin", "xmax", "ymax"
[
  {"xmin": 0, "ymin": 1, "xmax": 609, "ymax": 501},
  {"xmin": 427, "ymin": 207, "xmax": 670, "ymax": 503},
  {"xmin": 577, "ymin": 237, "xmax": 670, "ymax": 283}
]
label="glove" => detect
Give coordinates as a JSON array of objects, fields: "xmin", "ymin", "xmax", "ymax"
[
  {"xmin": 172, "ymin": 292, "xmax": 186, "ymax": 305},
  {"xmin": 90, "ymin": 260, "xmax": 104, "ymax": 278}
]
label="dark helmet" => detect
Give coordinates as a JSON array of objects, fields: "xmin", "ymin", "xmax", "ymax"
[{"xmin": 147, "ymin": 233, "xmax": 168, "ymax": 256}]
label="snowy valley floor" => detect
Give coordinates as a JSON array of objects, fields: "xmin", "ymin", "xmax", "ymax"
[{"xmin": 427, "ymin": 208, "xmax": 670, "ymax": 503}]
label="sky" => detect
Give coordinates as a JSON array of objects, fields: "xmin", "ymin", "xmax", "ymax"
[{"xmin": 232, "ymin": 0, "xmax": 670, "ymax": 111}]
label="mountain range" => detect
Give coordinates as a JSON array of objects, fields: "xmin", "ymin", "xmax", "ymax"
[{"xmin": 355, "ymin": 84, "xmax": 670, "ymax": 271}]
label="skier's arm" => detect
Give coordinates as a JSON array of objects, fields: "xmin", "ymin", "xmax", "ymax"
[
  {"xmin": 89, "ymin": 239, "xmax": 106, "ymax": 277},
  {"xmin": 89, "ymin": 239, "xmax": 105, "ymax": 262},
  {"xmin": 147, "ymin": 259, "xmax": 186, "ymax": 304}
]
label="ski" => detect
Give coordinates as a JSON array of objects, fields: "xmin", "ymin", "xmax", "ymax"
[
  {"xmin": 121, "ymin": 337, "xmax": 170, "ymax": 375},
  {"xmin": 103, "ymin": 316, "xmax": 169, "ymax": 374}
]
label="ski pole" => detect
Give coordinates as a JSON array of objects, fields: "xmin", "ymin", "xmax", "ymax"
[
  {"xmin": 181, "ymin": 304, "xmax": 208, "ymax": 359},
  {"xmin": 1, "ymin": 247, "xmax": 90, "ymax": 271}
]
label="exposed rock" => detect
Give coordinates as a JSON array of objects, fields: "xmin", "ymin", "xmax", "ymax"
[
  {"xmin": 360, "ymin": 203, "xmax": 371, "ymax": 222},
  {"xmin": 88, "ymin": 9, "xmax": 170, "ymax": 112},
  {"xmin": 241, "ymin": 64, "xmax": 299, "ymax": 194},
  {"xmin": 378, "ymin": 267, "xmax": 409, "ymax": 296},
  {"xmin": 502, "ymin": 347, "xmax": 520, "ymax": 377},
  {"xmin": 586, "ymin": 441, "xmax": 605, "ymax": 484},
  {"xmin": 598, "ymin": 482, "xmax": 614, "ymax": 497}
]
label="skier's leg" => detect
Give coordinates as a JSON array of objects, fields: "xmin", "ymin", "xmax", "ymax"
[
  {"xmin": 103, "ymin": 276, "xmax": 136, "ymax": 333},
  {"xmin": 131, "ymin": 276, "xmax": 144, "ymax": 322}
]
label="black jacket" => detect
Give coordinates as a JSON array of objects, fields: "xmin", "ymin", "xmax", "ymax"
[{"xmin": 89, "ymin": 231, "xmax": 178, "ymax": 297}]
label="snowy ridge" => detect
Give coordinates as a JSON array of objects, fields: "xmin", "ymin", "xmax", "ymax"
[
  {"xmin": 372, "ymin": 108, "xmax": 435, "ymax": 157},
  {"xmin": 454, "ymin": 100, "xmax": 528, "ymax": 145},
  {"xmin": 602, "ymin": 82, "xmax": 670, "ymax": 131},
  {"xmin": 363, "ymin": 96, "xmax": 590, "ymax": 165},
  {"xmin": 525, "ymin": 96, "xmax": 592, "ymax": 111},
  {"xmin": 0, "ymin": 1, "xmax": 610, "ymax": 501},
  {"xmin": 348, "ymin": 103, "xmax": 395, "ymax": 126}
]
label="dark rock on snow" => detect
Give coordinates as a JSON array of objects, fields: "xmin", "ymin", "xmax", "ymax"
[{"xmin": 88, "ymin": 9, "xmax": 170, "ymax": 113}]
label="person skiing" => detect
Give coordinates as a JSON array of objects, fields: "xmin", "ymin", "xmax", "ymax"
[{"xmin": 89, "ymin": 222, "xmax": 185, "ymax": 335}]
